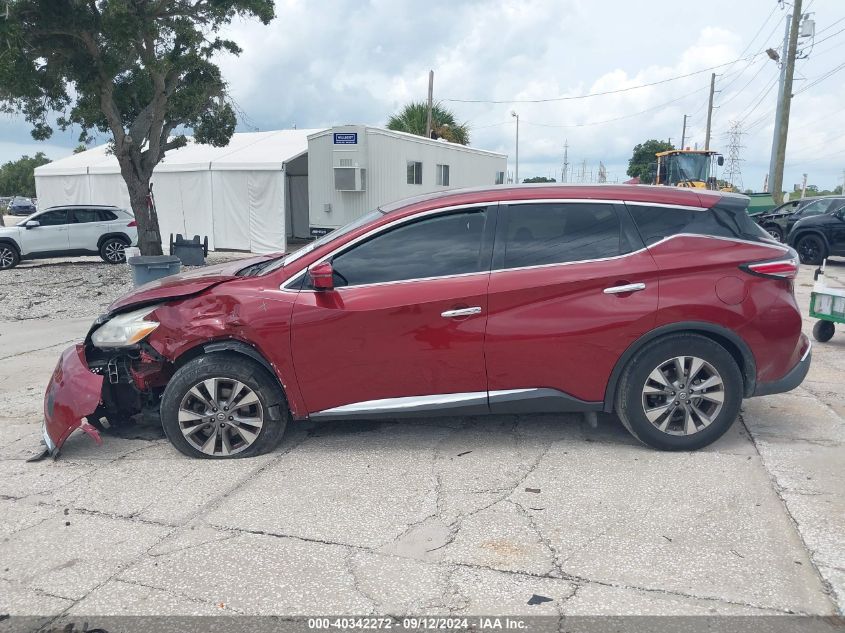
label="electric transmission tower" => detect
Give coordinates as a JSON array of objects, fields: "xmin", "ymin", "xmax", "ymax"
[{"xmin": 724, "ymin": 121, "xmax": 744, "ymax": 192}]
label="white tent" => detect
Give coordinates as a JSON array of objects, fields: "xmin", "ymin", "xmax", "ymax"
[{"xmin": 34, "ymin": 130, "xmax": 323, "ymax": 253}]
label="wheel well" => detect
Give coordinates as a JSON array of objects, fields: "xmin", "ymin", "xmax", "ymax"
[
  {"xmin": 97, "ymin": 233, "xmax": 131, "ymax": 249},
  {"xmin": 603, "ymin": 324, "xmax": 757, "ymax": 412},
  {"xmin": 173, "ymin": 339, "xmax": 287, "ymax": 398},
  {"xmin": 790, "ymin": 230, "xmax": 829, "ymax": 249},
  {"xmin": 0, "ymin": 238, "xmax": 20, "ymax": 255}
]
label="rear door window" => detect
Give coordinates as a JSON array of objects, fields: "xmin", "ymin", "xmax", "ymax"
[
  {"xmin": 69, "ymin": 209, "xmax": 101, "ymax": 223},
  {"xmin": 502, "ymin": 203, "xmax": 629, "ymax": 269}
]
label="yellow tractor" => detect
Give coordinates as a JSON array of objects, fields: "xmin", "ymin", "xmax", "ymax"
[{"xmin": 654, "ymin": 149, "xmax": 726, "ymax": 190}]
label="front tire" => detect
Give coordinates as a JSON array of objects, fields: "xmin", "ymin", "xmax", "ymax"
[
  {"xmin": 0, "ymin": 244, "xmax": 20, "ymax": 270},
  {"xmin": 100, "ymin": 237, "xmax": 128, "ymax": 264},
  {"xmin": 796, "ymin": 234, "xmax": 826, "ymax": 265},
  {"xmin": 763, "ymin": 224, "xmax": 784, "ymax": 242},
  {"xmin": 160, "ymin": 354, "xmax": 289, "ymax": 459},
  {"xmin": 616, "ymin": 334, "xmax": 743, "ymax": 451}
]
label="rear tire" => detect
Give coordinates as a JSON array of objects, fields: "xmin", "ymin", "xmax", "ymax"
[
  {"xmin": 100, "ymin": 237, "xmax": 128, "ymax": 264},
  {"xmin": 616, "ymin": 334, "xmax": 743, "ymax": 451},
  {"xmin": 0, "ymin": 244, "xmax": 20, "ymax": 270},
  {"xmin": 813, "ymin": 320, "xmax": 835, "ymax": 343},
  {"xmin": 160, "ymin": 354, "xmax": 289, "ymax": 459},
  {"xmin": 796, "ymin": 234, "xmax": 826, "ymax": 265}
]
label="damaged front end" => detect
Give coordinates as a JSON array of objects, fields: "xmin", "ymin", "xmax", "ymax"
[{"xmin": 39, "ymin": 306, "xmax": 172, "ymax": 458}]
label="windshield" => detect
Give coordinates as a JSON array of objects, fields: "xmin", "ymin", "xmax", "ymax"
[
  {"xmin": 666, "ymin": 154, "xmax": 710, "ymax": 184},
  {"xmin": 261, "ymin": 209, "xmax": 384, "ymax": 274}
]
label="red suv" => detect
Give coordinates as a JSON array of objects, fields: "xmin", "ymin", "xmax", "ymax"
[{"xmin": 41, "ymin": 185, "xmax": 810, "ymax": 459}]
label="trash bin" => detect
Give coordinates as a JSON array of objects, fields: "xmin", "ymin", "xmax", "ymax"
[
  {"xmin": 128, "ymin": 255, "xmax": 182, "ymax": 287},
  {"xmin": 123, "ymin": 247, "xmax": 141, "ymax": 265},
  {"xmin": 170, "ymin": 233, "xmax": 208, "ymax": 266}
]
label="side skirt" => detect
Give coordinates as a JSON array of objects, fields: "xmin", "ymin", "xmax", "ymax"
[{"xmin": 309, "ymin": 388, "xmax": 601, "ymax": 421}]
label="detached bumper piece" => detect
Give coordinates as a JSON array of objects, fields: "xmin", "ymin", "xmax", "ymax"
[{"xmin": 41, "ymin": 344, "xmax": 104, "ymax": 457}]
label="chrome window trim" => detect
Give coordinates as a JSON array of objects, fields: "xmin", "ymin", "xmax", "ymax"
[
  {"xmin": 281, "ymin": 201, "xmax": 494, "ymax": 290},
  {"xmin": 801, "ymin": 340, "xmax": 812, "ymax": 362},
  {"xmin": 623, "ymin": 200, "xmax": 708, "ymax": 212},
  {"xmin": 281, "ymin": 200, "xmax": 787, "ymax": 291}
]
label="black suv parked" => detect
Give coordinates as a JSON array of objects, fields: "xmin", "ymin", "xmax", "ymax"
[
  {"xmin": 787, "ymin": 202, "xmax": 845, "ymax": 264},
  {"xmin": 756, "ymin": 196, "xmax": 845, "ymax": 242}
]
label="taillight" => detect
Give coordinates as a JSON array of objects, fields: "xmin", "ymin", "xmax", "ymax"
[
  {"xmin": 741, "ymin": 256, "xmax": 799, "ymax": 279},
  {"xmin": 127, "ymin": 220, "xmax": 137, "ymax": 227}
]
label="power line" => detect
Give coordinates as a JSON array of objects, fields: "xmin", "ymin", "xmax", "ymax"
[
  {"xmin": 814, "ymin": 15, "xmax": 845, "ymax": 36},
  {"xmin": 518, "ymin": 86, "xmax": 709, "ymax": 129},
  {"xmin": 812, "ymin": 25, "xmax": 845, "ymax": 48},
  {"xmin": 794, "ymin": 60, "xmax": 845, "ymax": 94},
  {"xmin": 717, "ymin": 11, "xmax": 785, "ymax": 98},
  {"xmin": 441, "ymin": 55, "xmax": 761, "ymax": 104}
]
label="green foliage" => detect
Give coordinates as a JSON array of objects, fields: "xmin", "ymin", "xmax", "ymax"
[
  {"xmin": 0, "ymin": 152, "xmax": 51, "ymax": 198},
  {"xmin": 523, "ymin": 176, "xmax": 556, "ymax": 183},
  {"xmin": 387, "ymin": 101, "xmax": 470, "ymax": 145},
  {"xmin": 0, "ymin": 0, "xmax": 274, "ymax": 253},
  {"xmin": 627, "ymin": 139, "xmax": 674, "ymax": 184}
]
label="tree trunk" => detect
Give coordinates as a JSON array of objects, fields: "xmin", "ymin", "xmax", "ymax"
[{"xmin": 119, "ymin": 160, "xmax": 164, "ymax": 256}]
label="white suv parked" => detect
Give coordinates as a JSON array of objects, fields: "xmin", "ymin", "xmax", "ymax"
[{"xmin": 0, "ymin": 205, "xmax": 138, "ymax": 270}]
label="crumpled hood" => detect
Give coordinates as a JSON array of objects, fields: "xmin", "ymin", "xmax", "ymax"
[{"xmin": 109, "ymin": 254, "xmax": 279, "ymax": 312}]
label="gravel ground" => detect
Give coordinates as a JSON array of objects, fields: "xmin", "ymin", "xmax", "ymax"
[{"xmin": 0, "ymin": 252, "xmax": 255, "ymax": 322}]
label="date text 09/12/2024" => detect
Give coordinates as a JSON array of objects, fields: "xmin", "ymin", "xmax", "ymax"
[{"xmin": 307, "ymin": 617, "xmax": 529, "ymax": 630}]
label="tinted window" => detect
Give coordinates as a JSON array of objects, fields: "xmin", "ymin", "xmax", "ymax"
[
  {"xmin": 503, "ymin": 203, "xmax": 625, "ymax": 268},
  {"xmin": 36, "ymin": 210, "xmax": 67, "ymax": 226},
  {"xmin": 628, "ymin": 204, "xmax": 769, "ymax": 245},
  {"xmin": 802, "ymin": 199, "xmax": 843, "ymax": 216},
  {"xmin": 70, "ymin": 209, "xmax": 100, "ymax": 223},
  {"xmin": 98, "ymin": 209, "xmax": 118, "ymax": 221},
  {"xmin": 331, "ymin": 210, "xmax": 487, "ymax": 286}
]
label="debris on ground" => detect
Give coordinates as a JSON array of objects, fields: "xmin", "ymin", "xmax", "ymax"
[{"xmin": 527, "ymin": 594, "xmax": 553, "ymax": 605}]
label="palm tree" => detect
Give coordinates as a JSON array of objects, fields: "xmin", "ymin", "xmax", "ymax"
[{"xmin": 387, "ymin": 101, "xmax": 470, "ymax": 145}]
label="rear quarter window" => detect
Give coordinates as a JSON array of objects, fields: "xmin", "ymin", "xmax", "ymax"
[{"xmin": 627, "ymin": 203, "xmax": 772, "ymax": 245}]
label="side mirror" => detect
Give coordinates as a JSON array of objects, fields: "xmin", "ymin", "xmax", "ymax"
[
  {"xmin": 24, "ymin": 220, "xmax": 40, "ymax": 229},
  {"xmin": 309, "ymin": 261, "xmax": 335, "ymax": 290},
  {"xmin": 717, "ymin": 156, "xmax": 725, "ymax": 166}
]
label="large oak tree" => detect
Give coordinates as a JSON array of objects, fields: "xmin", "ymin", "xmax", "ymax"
[{"xmin": 0, "ymin": 0, "xmax": 274, "ymax": 254}]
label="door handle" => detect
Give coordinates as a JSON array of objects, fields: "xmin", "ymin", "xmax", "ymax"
[
  {"xmin": 441, "ymin": 306, "xmax": 482, "ymax": 318},
  {"xmin": 603, "ymin": 282, "xmax": 646, "ymax": 295}
]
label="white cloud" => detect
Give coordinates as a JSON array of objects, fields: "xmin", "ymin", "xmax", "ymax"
[{"xmin": 4, "ymin": 0, "xmax": 844, "ymax": 191}]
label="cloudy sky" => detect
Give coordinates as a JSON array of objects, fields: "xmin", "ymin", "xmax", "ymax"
[{"xmin": 2, "ymin": 0, "xmax": 844, "ymax": 192}]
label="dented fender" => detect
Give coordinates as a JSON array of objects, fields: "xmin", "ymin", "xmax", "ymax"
[{"xmin": 42, "ymin": 344, "xmax": 104, "ymax": 455}]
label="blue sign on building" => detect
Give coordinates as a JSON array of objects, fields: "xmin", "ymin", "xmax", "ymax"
[{"xmin": 333, "ymin": 132, "xmax": 358, "ymax": 145}]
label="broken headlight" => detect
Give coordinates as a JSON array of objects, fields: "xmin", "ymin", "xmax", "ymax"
[{"xmin": 91, "ymin": 305, "xmax": 160, "ymax": 349}]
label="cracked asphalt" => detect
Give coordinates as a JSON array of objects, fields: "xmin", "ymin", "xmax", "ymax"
[{"xmin": 0, "ymin": 261, "xmax": 843, "ymax": 623}]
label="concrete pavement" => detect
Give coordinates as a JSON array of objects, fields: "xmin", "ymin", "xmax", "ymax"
[{"xmin": 0, "ymin": 264, "xmax": 842, "ymax": 621}]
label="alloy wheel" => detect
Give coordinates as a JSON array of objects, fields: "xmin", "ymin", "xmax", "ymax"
[
  {"xmin": 0, "ymin": 247, "xmax": 14, "ymax": 269},
  {"xmin": 178, "ymin": 377, "xmax": 264, "ymax": 456},
  {"xmin": 105, "ymin": 240, "xmax": 126, "ymax": 262},
  {"xmin": 641, "ymin": 355, "xmax": 725, "ymax": 436},
  {"xmin": 797, "ymin": 237, "xmax": 821, "ymax": 264}
]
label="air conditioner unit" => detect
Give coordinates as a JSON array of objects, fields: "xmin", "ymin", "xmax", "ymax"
[{"xmin": 334, "ymin": 167, "xmax": 367, "ymax": 192}]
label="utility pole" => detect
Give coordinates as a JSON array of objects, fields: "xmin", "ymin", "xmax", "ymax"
[
  {"xmin": 705, "ymin": 73, "xmax": 716, "ymax": 150},
  {"xmin": 562, "ymin": 139, "xmax": 569, "ymax": 183},
  {"xmin": 800, "ymin": 173, "xmax": 808, "ymax": 198},
  {"xmin": 769, "ymin": 3, "xmax": 803, "ymax": 204},
  {"xmin": 511, "ymin": 111, "xmax": 519, "ymax": 183},
  {"xmin": 425, "ymin": 70, "xmax": 434, "ymax": 139},
  {"xmin": 680, "ymin": 115, "xmax": 688, "ymax": 150}
]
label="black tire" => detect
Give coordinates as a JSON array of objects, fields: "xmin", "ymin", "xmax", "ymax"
[
  {"xmin": 615, "ymin": 334, "xmax": 743, "ymax": 451},
  {"xmin": 100, "ymin": 237, "xmax": 129, "ymax": 264},
  {"xmin": 160, "ymin": 354, "xmax": 289, "ymax": 459},
  {"xmin": 796, "ymin": 234, "xmax": 826, "ymax": 265},
  {"xmin": 813, "ymin": 320, "xmax": 835, "ymax": 343},
  {"xmin": 762, "ymin": 224, "xmax": 784, "ymax": 242},
  {"xmin": 0, "ymin": 243, "xmax": 20, "ymax": 270}
]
